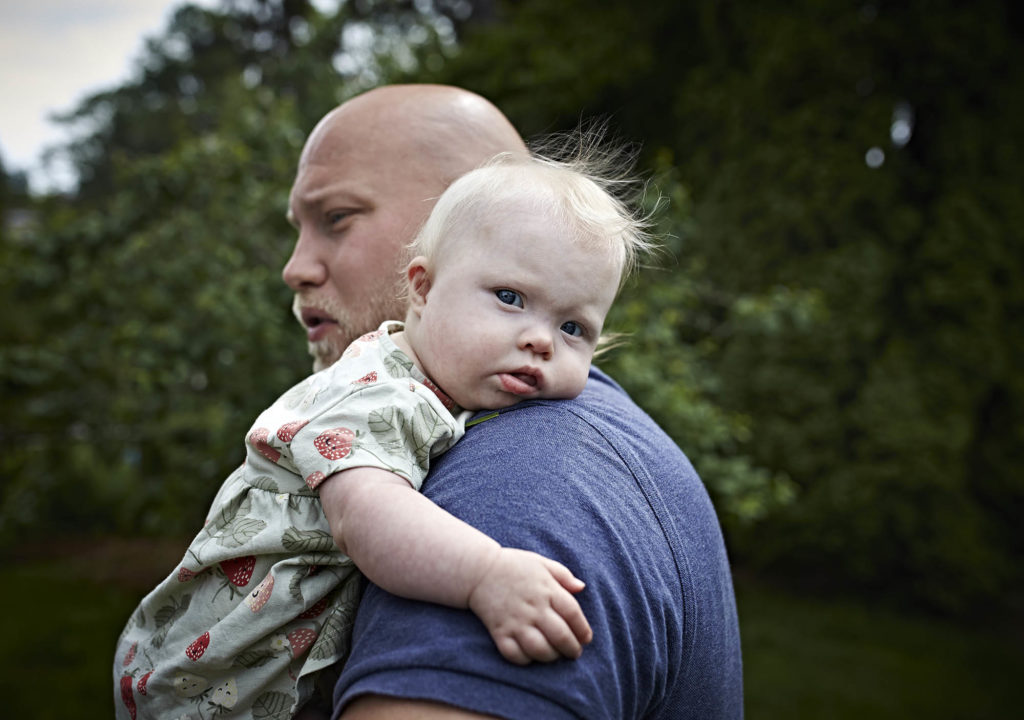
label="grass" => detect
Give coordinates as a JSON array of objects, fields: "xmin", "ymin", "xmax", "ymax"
[
  {"xmin": 0, "ymin": 537, "xmax": 189, "ymax": 719},
  {"xmin": 736, "ymin": 577, "xmax": 1020, "ymax": 719},
  {"xmin": 0, "ymin": 538, "xmax": 1018, "ymax": 718}
]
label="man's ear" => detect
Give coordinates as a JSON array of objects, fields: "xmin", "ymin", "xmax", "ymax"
[{"xmin": 405, "ymin": 256, "xmax": 432, "ymax": 315}]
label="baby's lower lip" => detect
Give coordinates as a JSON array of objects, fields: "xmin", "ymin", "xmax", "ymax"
[{"xmin": 499, "ymin": 373, "xmax": 538, "ymax": 395}]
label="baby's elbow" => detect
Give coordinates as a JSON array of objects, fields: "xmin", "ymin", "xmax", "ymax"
[
  {"xmin": 333, "ymin": 524, "xmax": 354, "ymax": 557},
  {"xmin": 328, "ymin": 516, "xmax": 349, "ymax": 556},
  {"xmin": 317, "ymin": 473, "xmax": 351, "ymax": 555}
]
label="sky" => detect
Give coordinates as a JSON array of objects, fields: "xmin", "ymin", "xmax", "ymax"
[{"xmin": 0, "ymin": 0, "xmax": 217, "ymax": 191}]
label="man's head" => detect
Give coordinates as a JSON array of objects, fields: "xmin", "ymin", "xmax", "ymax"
[{"xmin": 283, "ymin": 84, "xmax": 527, "ymax": 372}]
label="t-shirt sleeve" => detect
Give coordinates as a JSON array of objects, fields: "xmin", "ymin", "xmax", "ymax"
[
  {"xmin": 331, "ymin": 400, "xmax": 694, "ymax": 720},
  {"xmin": 280, "ymin": 379, "xmax": 462, "ymax": 492}
]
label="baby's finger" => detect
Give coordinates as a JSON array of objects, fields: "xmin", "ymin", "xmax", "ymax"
[
  {"xmin": 537, "ymin": 610, "xmax": 583, "ymax": 659},
  {"xmin": 516, "ymin": 626, "xmax": 561, "ymax": 663},
  {"xmin": 541, "ymin": 557, "xmax": 586, "ymax": 593},
  {"xmin": 552, "ymin": 589, "xmax": 593, "ymax": 645},
  {"xmin": 494, "ymin": 634, "xmax": 531, "ymax": 666}
]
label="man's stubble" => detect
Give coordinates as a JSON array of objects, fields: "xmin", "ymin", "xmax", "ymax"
[{"xmin": 293, "ymin": 273, "xmax": 408, "ymax": 373}]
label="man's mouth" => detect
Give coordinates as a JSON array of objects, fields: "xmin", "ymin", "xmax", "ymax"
[{"xmin": 298, "ymin": 306, "xmax": 338, "ymax": 342}]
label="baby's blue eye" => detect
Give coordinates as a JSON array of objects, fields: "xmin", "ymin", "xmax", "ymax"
[
  {"xmin": 495, "ymin": 289, "xmax": 524, "ymax": 308},
  {"xmin": 561, "ymin": 321, "xmax": 584, "ymax": 337}
]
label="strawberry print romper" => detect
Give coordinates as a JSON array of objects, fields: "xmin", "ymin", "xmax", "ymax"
[{"xmin": 114, "ymin": 322, "xmax": 467, "ymax": 719}]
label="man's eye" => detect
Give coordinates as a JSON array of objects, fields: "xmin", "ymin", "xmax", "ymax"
[
  {"xmin": 495, "ymin": 289, "xmax": 524, "ymax": 308},
  {"xmin": 326, "ymin": 211, "xmax": 350, "ymax": 226},
  {"xmin": 561, "ymin": 321, "xmax": 584, "ymax": 338}
]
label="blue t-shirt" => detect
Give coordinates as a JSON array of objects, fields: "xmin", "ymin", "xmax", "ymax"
[{"xmin": 332, "ymin": 368, "xmax": 743, "ymax": 719}]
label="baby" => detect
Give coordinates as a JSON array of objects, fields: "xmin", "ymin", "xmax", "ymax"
[{"xmin": 114, "ymin": 149, "xmax": 650, "ymax": 719}]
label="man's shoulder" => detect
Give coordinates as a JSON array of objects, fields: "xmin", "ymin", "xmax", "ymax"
[
  {"xmin": 424, "ymin": 365, "xmax": 706, "ymax": 557},
  {"xmin": 463, "ymin": 367, "xmax": 675, "ymax": 453},
  {"xmin": 448, "ymin": 367, "xmax": 695, "ymax": 491},
  {"xmin": 370, "ymin": 368, "xmax": 743, "ymax": 719}
]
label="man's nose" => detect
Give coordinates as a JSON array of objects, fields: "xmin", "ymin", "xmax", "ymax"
[
  {"xmin": 519, "ymin": 324, "xmax": 553, "ymax": 360},
  {"xmin": 281, "ymin": 231, "xmax": 328, "ymax": 290}
]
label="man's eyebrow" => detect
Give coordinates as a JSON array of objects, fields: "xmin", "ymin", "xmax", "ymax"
[{"xmin": 299, "ymin": 181, "xmax": 367, "ymax": 206}]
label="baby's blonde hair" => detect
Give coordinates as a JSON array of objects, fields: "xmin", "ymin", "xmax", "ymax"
[{"xmin": 410, "ymin": 136, "xmax": 655, "ymax": 289}]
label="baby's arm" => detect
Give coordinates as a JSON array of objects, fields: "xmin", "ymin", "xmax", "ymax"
[{"xmin": 318, "ymin": 467, "xmax": 593, "ymax": 664}]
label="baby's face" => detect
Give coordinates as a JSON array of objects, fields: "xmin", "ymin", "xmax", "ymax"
[{"xmin": 407, "ymin": 207, "xmax": 620, "ymax": 411}]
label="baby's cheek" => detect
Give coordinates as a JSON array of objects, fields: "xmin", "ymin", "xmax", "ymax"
[
  {"xmin": 570, "ymin": 372, "xmax": 589, "ymax": 398},
  {"xmin": 553, "ymin": 365, "xmax": 590, "ymax": 401}
]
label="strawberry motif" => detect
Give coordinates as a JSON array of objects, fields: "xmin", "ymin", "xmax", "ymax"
[
  {"xmin": 136, "ymin": 671, "xmax": 153, "ymax": 696},
  {"xmin": 120, "ymin": 675, "xmax": 137, "ymax": 720},
  {"xmin": 220, "ymin": 556, "xmax": 256, "ymax": 587},
  {"xmin": 244, "ymin": 572, "xmax": 275, "ymax": 612},
  {"xmin": 122, "ymin": 641, "xmax": 137, "ymax": 667},
  {"xmin": 298, "ymin": 596, "xmax": 329, "ymax": 619},
  {"xmin": 248, "ymin": 427, "xmax": 281, "ymax": 463},
  {"xmin": 287, "ymin": 627, "xmax": 318, "ymax": 658},
  {"xmin": 314, "ymin": 428, "xmax": 355, "ymax": 460},
  {"xmin": 173, "ymin": 672, "xmax": 209, "ymax": 698},
  {"xmin": 353, "ymin": 371, "xmax": 378, "ymax": 385},
  {"xmin": 276, "ymin": 419, "xmax": 309, "ymax": 443},
  {"xmin": 357, "ymin": 329, "xmax": 385, "ymax": 343},
  {"xmin": 185, "ymin": 631, "xmax": 210, "ymax": 661},
  {"xmin": 211, "ymin": 677, "xmax": 239, "ymax": 709},
  {"xmin": 305, "ymin": 471, "xmax": 326, "ymax": 490},
  {"xmin": 177, "ymin": 566, "xmax": 198, "ymax": 582}
]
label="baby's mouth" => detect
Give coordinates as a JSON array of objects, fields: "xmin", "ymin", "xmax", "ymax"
[
  {"xmin": 499, "ymin": 369, "xmax": 543, "ymax": 395},
  {"xmin": 511, "ymin": 372, "xmax": 537, "ymax": 387}
]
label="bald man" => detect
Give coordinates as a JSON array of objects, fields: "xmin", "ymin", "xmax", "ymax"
[
  {"xmin": 284, "ymin": 85, "xmax": 527, "ymax": 372},
  {"xmin": 283, "ymin": 85, "xmax": 743, "ymax": 720}
]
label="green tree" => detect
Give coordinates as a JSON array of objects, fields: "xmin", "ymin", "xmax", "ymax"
[
  {"xmin": 431, "ymin": 0, "xmax": 1024, "ymax": 612},
  {"xmin": 56, "ymin": 0, "xmax": 462, "ymax": 200},
  {"xmin": 0, "ymin": 0, "xmax": 462, "ymax": 542},
  {"xmin": 7, "ymin": 0, "xmax": 1021, "ymax": 616}
]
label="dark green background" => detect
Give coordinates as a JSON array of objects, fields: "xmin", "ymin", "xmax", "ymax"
[{"xmin": 1, "ymin": 0, "xmax": 1021, "ymax": 715}]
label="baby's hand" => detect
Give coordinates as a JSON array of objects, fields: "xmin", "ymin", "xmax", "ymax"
[{"xmin": 467, "ymin": 547, "xmax": 593, "ymax": 665}]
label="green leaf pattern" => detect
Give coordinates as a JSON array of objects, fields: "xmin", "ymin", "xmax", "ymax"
[
  {"xmin": 247, "ymin": 474, "xmax": 280, "ymax": 493},
  {"xmin": 368, "ymin": 401, "xmax": 448, "ymax": 471},
  {"xmin": 252, "ymin": 691, "xmax": 293, "ymax": 720},
  {"xmin": 150, "ymin": 593, "xmax": 191, "ymax": 649},
  {"xmin": 281, "ymin": 527, "xmax": 335, "ymax": 554},
  {"xmin": 205, "ymin": 491, "xmax": 250, "ymax": 537},
  {"xmin": 367, "ymin": 406, "xmax": 410, "ymax": 455},
  {"xmin": 233, "ymin": 648, "xmax": 277, "ymax": 669},
  {"xmin": 288, "ymin": 568, "xmax": 305, "ymax": 604},
  {"xmin": 308, "ymin": 583, "xmax": 360, "ymax": 663},
  {"xmin": 383, "ymin": 349, "xmax": 414, "ymax": 377},
  {"xmin": 213, "ymin": 515, "xmax": 268, "ymax": 549}
]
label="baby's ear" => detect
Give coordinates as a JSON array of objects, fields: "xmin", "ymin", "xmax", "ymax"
[{"xmin": 405, "ymin": 256, "xmax": 432, "ymax": 314}]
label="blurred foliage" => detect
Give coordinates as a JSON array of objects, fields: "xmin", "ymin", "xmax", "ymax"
[
  {"xmin": 2, "ymin": 0, "xmax": 1023, "ymax": 616},
  {"xmin": 1, "ymin": 88, "xmax": 306, "ymax": 539},
  {"xmin": 0, "ymin": 0, "xmax": 457, "ymax": 540},
  {"xmin": 428, "ymin": 0, "xmax": 1024, "ymax": 613}
]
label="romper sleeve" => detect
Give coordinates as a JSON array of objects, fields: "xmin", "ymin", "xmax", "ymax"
[{"xmin": 284, "ymin": 378, "xmax": 465, "ymax": 493}]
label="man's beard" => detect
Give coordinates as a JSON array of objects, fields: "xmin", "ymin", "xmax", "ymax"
[{"xmin": 293, "ymin": 281, "xmax": 407, "ymax": 373}]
